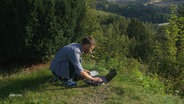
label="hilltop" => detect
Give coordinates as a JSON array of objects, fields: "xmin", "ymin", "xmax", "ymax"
[{"xmin": 0, "ymin": 0, "xmax": 184, "ymax": 103}]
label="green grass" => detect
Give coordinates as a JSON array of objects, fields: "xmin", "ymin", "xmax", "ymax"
[{"xmin": 0, "ymin": 65, "xmax": 183, "ymax": 104}]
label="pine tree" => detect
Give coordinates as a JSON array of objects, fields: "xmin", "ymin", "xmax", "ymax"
[
  {"xmin": 126, "ymin": 18, "xmax": 150, "ymax": 59},
  {"xmin": 176, "ymin": 4, "xmax": 184, "ymax": 63}
]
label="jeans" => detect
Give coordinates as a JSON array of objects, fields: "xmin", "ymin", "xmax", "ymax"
[
  {"xmin": 69, "ymin": 61, "xmax": 83, "ymax": 81},
  {"xmin": 52, "ymin": 61, "xmax": 83, "ymax": 81}
]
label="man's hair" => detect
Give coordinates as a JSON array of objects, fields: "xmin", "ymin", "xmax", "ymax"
[{"xmin": 82, "ymin": 36, "xmax": 95, "ymax": 45}]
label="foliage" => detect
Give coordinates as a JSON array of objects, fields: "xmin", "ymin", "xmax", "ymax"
[
  {"xmin": 0, "ymin": 0, "xmax": 87, "ymax": 65},
  {"xmin": 0, "ymin": 0, "xmax": 32, "ymax": 65},
  {"xmin": 90, "ymin": 6, "xmax": 184, "ymax": 96},
  {"xmin": 91, "ymin": 12, "xmax": 131, "ymax": 62},
  {"xmin": 92, "ymin": 14, "xmax": 155, "ymax": 61},
  {"xmin": 0, "ymin": 0, "xmax": 183, "ymax": 98},
  {"xmin": 126, "ymin": 18, "xmax": 153, "ymax": 59},
  {"xmin": 148, "ymin": 5, "xmax": 184, "ymax": 96},
  {"xmin": 96, "ymin": 0, "xmax": 170, "ymax": 23}
]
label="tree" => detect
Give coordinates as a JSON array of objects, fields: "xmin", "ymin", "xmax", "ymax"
[
  {"xmin": 149, "ymin": 5, "xmax": 184, "ymax": 95},
  {"xmin": 126, "ymin": 18, "xmax": 150, "ymax": 59},
  {"xmin": 0, "ymin": 0, "xmax": 32, "ymax": 65},
  {"xmin": 0, "ymin": 0, "xmax": 88, "ymax": 66},
  {"xmin": 176, "ymin": 4, "xmax": 184, "ymax": 63},
  {"xmin": 78, "ymin": 0, "xmax": 99, "ymax": 42}
]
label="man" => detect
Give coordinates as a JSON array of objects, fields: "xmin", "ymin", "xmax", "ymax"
[{"xmin": 50, "ymin": 36, "xmax": 102, "ymax": 87}]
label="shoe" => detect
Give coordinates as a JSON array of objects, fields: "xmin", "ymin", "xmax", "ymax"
[{"xmin": 62, "ymin": 79, "xmax": 77, "ymax": 87}]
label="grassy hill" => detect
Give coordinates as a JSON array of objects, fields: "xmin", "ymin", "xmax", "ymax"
[{"xmin": 0, "ymin": 63, "xmax": 183, "ymax": 104}]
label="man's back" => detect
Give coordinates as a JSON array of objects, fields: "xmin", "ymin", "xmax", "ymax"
[{"xmin": 50, "ymin": 43, "xmax": 83, "ymax": 78}]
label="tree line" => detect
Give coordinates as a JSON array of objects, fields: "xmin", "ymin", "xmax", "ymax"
[
  {"xmin": 96, "ymin": 0, "xmax": 170, "ymax": 23},
  {"xmin": 92, "ymin": 4, "xmax": 184, "ymax": 96},
  {"xmin": 0, "ymin": 0, "xmax": 88, "ymax": 66}
]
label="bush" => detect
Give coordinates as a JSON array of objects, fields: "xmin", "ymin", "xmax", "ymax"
[{"xmin": 0, "ymin": 0, "xmax": 86, "ymax": 66}]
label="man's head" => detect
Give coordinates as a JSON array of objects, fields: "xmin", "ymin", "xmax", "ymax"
[{"xmin": 81, "ymin": 36, "xmax": 95, "ymax": 54}]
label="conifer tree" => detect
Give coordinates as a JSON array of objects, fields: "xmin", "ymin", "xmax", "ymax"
[{"xmin": 126, "ymin": 18, "xmax": 149, "ymax": 59}]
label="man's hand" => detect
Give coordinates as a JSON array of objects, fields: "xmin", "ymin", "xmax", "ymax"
[
  {"xmin": 91, "ymin": 77, "xmax": 102, "ymax": 82},
  {"xmin": 80, "ymin": 70, "xmax": 102, "ymax": 82}
]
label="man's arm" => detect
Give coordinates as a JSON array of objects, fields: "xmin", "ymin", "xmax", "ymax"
[
  {"xmin": 80, "ymin": 70, "xmax": 102, "ymax": 82},
  {"xmin": 67, "ymin": 48, "xmax": 102, "ymax": 82}
]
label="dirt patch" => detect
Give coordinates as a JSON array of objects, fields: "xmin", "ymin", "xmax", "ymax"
[{"xmin": 24, "ymin": 63, "xmax": 50, "ymax": 72}]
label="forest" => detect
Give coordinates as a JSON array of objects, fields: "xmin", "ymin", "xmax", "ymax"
[
  {"xmin": 0, "ymin": 0, "xmax": 184, "ymax": 98},
  {"xmin": 96, "ymin": 0, "xmax": 172, "ymax": 23}
]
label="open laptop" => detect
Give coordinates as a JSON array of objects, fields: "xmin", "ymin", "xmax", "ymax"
[{"xmin": 85, "ymin": 69, "xmax": 117, "ymax": 86}]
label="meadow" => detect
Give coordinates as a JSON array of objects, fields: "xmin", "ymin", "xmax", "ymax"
[{"xmin": 0, "ymin": 60, "xmax": 183, "ymax": 104}]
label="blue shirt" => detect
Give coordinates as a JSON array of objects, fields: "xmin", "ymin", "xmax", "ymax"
[{"xmin": 50, "ymin": 43, "xmax": 83, "ymax": 78}]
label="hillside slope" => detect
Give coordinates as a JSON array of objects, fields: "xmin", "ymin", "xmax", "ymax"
[{"xmin": 0, "ymin": 64, "xmax": 183, "ymax": 104}]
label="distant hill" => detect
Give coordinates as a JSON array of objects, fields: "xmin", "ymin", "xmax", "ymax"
[
  {"xmin": 145, "ymin": 0, "xmax": 184, "ymax": 6},
  {"xmin": 107, "ymin": 0, "xmax": 145, "ymax": 3},
  {"xmin": 107, "ymin": 0, "xmax": 184, "ymax": 4},
  {"xmin": 97, "ymin": 0, "xmax": 184, "ymax": 23},
  {"xmin": 96, "ymin": 0, "xmax": 171, "ymax": 23},
  {"xmin": 107, "ymin": 0, "xmax": 184, "ymax": 2},
  {"xmin": 107, "ymin": 0, "xmax": 184, "ymax": 6}
]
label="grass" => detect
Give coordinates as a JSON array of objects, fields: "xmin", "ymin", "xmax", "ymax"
[{"xmin": 0, "ymin": 63, "xmax": 183, "ymax": 104}]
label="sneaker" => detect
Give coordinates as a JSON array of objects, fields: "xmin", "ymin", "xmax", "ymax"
[{"xmin": 62, "ymin": 79, "xmax": 77, "ymax": 87}]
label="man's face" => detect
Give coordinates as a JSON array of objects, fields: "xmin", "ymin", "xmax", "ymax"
[{"xmin": 83, "ymin": 44, "xmax": 95, "ymax": 54}]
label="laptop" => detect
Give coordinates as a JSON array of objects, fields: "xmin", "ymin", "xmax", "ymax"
[{"xmin": 85, "ymin": 69, "xmax": 117, "ymax": 86}]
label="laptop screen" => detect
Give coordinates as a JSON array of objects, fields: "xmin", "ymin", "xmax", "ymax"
[{"xmin": 105, "ymin": 69, "xmax": 117, "ymax": 82}]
